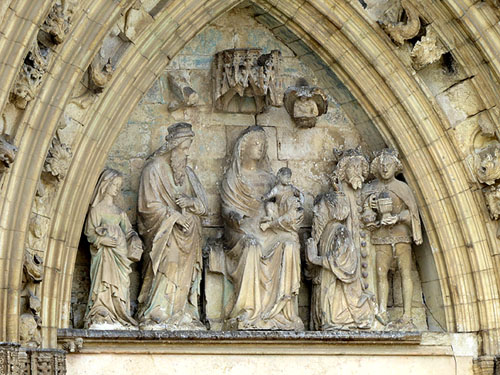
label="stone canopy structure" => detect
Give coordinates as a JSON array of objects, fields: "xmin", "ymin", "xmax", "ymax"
[{"xmin": 1, "ymin": 0, "xmax": 500, "ymax": 374}]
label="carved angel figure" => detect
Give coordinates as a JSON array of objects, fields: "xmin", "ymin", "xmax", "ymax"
[{"xmin": 84, "ymin": 169, "xmax": 143, "ymax": 329}]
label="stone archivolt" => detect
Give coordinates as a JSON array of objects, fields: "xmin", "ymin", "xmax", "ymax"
[{"xmin": 0, "ymin": 1, "xmax": 499, "ymax": 374}]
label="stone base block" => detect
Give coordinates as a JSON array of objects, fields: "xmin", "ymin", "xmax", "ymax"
[{"xmin": 59, "ymin": 330, "xmax": 478, "ymax": 375}]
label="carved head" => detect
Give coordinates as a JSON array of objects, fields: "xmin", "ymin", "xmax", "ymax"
[
  {"xmin": 335, "ymin": 148, "xmax": 369, "ymax": 190},
  {"xmin": 90, "ymin": 169, "xmax": 123, "ymax": 207},
  {"xmin": 229, "ymin": 126, "xmax": 271, "ymax": 177},
  {"xmin": 277, "ymin": 167, "xmax": 292, "ymax": 185},
  {"xmin": 371, "ymin": 148, "xmax": 403, "ymax": 181},
  {"xmin": 241, "ymin": 127, "xmax": 266, "ymax": 162},
  {"xmin": 0, "ymin": 134, "xmax": 17, "ymax": 174},
  {"xmin": 106, "ymin": 175, "xmax": 123, "ymax": 198},
  {"xmin": 148, "ymin": 122, "xmax": 194, "ymax": 161},
  {"xmin": 473, "ymin": 143, "xmax": 500, "ymax": 185}
]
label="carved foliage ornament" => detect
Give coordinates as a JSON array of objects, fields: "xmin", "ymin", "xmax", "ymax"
[
  {"xmin": 470, "ymin": 142, "xmax": 500, "ymax": 237},
  {"xmin": 213, "ymin": 49, "xmax": 283, "ymax": 113},
  {"xmin": 43, "ymin": 137, "xmax": 73, "ymax": 183},
  {"xmin": 10, "ymin": 1, "xmax": 77, "ymax": 110},
  {"xmin": 410, "ymin": 29, "xmax": 446, "ymax": 70},
  {"xmin": 284, "ymin": 85, "xmax": 328, "ymax": 128}
]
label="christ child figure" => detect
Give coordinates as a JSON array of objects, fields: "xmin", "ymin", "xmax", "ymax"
[{"xmin": 260, "ymin": 167, "xmax": 304, "ymax": 232}]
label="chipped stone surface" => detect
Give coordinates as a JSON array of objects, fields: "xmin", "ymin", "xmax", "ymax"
[{"xmin": 436, "ymin": 80, "xmax": 485, "ymax": 127}]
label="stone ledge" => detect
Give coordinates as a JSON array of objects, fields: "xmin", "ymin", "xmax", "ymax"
[
  {"xmin": 58, "ymin": 329, "xmax": 421, "ymax": 344},
  {"xmin": 57, "ymin": 329, "xmax": 431, "ymax": 355}
]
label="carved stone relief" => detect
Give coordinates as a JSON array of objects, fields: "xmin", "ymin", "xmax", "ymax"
[
  {"xmin": 410, "ymin": 28, "xmax": 446, "ymax": 70},
  {"xmin": 43, "ymin": 137, "xmax": 73, "ymax": 184},
  {"xmin": 213, "ymin": 49, "xmax": 283, "ymax": 113},
  {"xmin": 20, "ymin": 135, "xmax": 73, "ymax": 345},
  {"xmin": 72, "ymin": 11, "xmax": 433, "ymax": 334},
  {"xmin": 20, "ymin": 250, "xmax": 44, "ymax": 347},
  {"xmin": 136, "ymin": 123, "xmax": 208, "ymax": 330},
  {"xmin": 363, "ymin": 148, "xmax": 422, "ymax": 329},
  {"xmin": 306, "ymin": 148, "xmax": 375, "ymax": 330},
  {"xmin": 219, "ymin": 126, "xmax": 304, "ymax": 330},
  {"xmin": 88, "ymin": 57, "xmax": 114, "ymax": 94},
  {"xmin": 380, "ymin": 0, "xmax": 421, "ymax": 46},
  {"xmin": 10, "ymin": 1, "xmax": 77, "ymax": 110},
  {"xmin": 364, "ymin": 0, "xmax": 450, "ymax": 71},
  {"xmin": 61, "ymin": 337, "xmax": 83, "ymax": 353},
  {"xmin": 284, "ymin": 84, "xmax": 328, "ymax": 128},
  {"xmin": 39, "ymin": 0, "xmax": 77, "ymax": 45},
  {"xmin": 470, "ymin": 143, "xmax": 500, "ymax": 238},
  {"xmin": 472, "ymin": 143, "xmax": 500, "ymax": 186},
  {"xmin": 167, "ymin": 71, "xmax": 199, "ymax": 111},
  {"xmin": 10, "ymin": 42, "xmax": 50, "ymax": 110},
  {"xmin": 0, "ymin": 134, "xmax": 18, "ymax": 178},
  {"xmin": 84, "ymin": 169, "xmax": 143, "ymax": 329},
  {"xmin": 0, "ymin": 343, "xmax": 21, "ymax": 375}
]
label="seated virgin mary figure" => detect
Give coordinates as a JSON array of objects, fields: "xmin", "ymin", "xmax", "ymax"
[{"xmin": 220, "ymin": 125, "xmax": 304, "ymax": 330}]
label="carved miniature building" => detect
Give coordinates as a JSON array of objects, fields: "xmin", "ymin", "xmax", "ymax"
[{"xmin": 1, "ymin": 1, "xmax": 500, "ymax": 374}]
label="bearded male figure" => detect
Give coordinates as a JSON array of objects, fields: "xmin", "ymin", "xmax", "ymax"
[
  {"xmin": 334, "ymin": 148, "xmax": 370, "ymax": 254},
  {"xmin": 363, "ymin": 149, "xmax": 422, "ymax": 328},
  {"xmin": 306, "ymin": 148, "xmax": 374, "ymax": 330},
  {"xmin": 136, "ymin": 122, "xmax": 208, "ymax": 330}
]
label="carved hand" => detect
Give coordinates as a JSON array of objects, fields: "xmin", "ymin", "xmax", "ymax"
[
  {"xmin": 229, "ymin": 211, "xmax": 244, "ymax": 226},
  {"xmin": 176, "ymin": 215, "xmax": 192, "ymax": 231},
  {"xmin": 176, "ymin": 194, "xmax": 194, "ymax": 209},
  {"xmin": 100, "ymin": 236, "xmax": 118, "ymax": 248},
  {"xmin": 381, "ymin": 214, "xmax": 398, "ymax": 226},
  {"xmin": 306, "ymin": 237, "xmax": 321, "ymax": 265}
]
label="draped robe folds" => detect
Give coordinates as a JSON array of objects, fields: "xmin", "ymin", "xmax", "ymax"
[
  {"xmin": 221, "ymin": 158, "xmax": 304, "ymax": 330},
  {"xmin": 136, "ymin": 156, "xmax": 207, "ymax": 329},
  {"xmin": 84, "ymin": 205, "xmax": 137, "ymax": 328},
  {"xmin": 314, "ymin": 221, "xmax": 374, "ymax": 330}
]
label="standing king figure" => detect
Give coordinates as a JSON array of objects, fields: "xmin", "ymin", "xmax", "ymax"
[{"xmin": 136, "ymin": 122, "xmax": 208, "ymax": 330}]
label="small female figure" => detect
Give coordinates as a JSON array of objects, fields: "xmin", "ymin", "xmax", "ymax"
[{"xmin": 84, "ymin": 169, "xmax": 143, "ymax": 329}]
